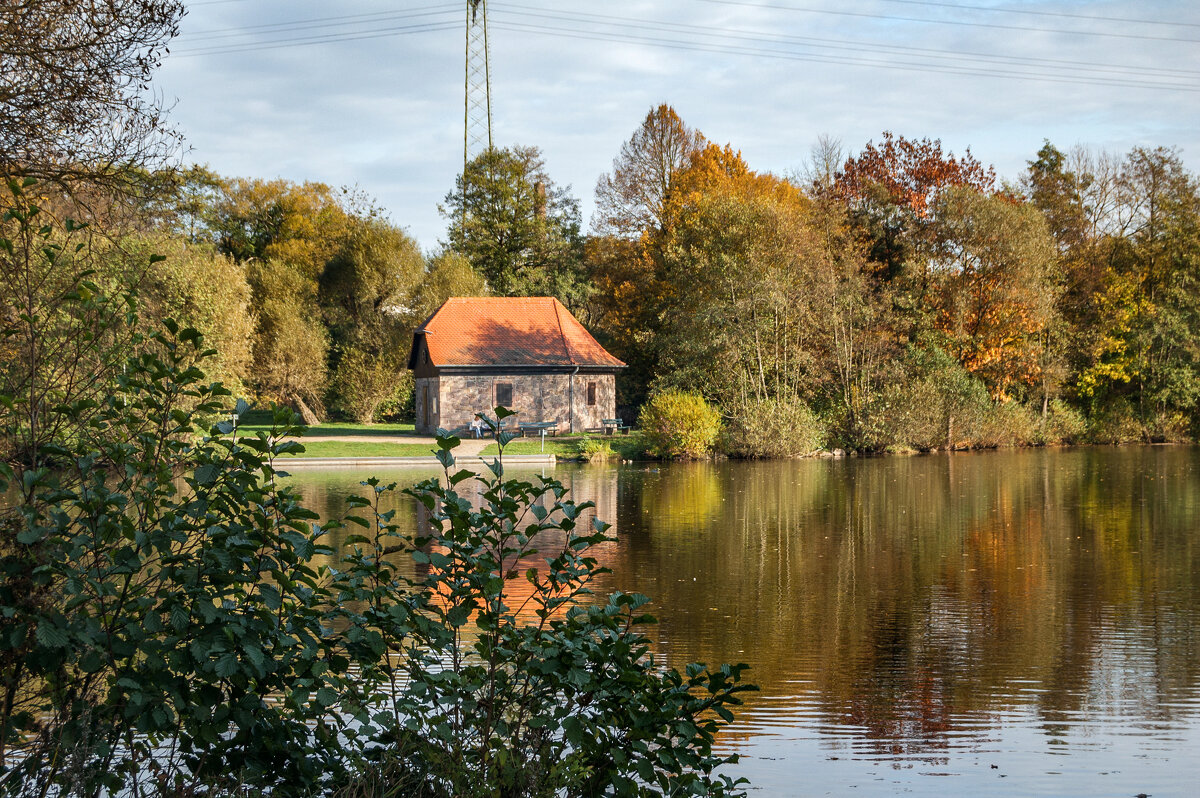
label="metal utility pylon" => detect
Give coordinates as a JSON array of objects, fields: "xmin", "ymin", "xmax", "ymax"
[{"xmin": 464, "ymin": 0, "xmax": 493, "ymax": 170}]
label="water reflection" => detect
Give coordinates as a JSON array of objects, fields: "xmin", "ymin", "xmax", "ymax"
[{"xmin": 286, "ymin": 447, "xmax": 1200, "ymax": 797}]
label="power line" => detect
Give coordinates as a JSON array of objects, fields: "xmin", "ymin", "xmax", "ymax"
[
  {"xmin": 184, "ymin": 4, "xmax": 457, "ymax": 41},
  {"xmin": 174, "ymin": 20, "xmax": 460, "ymax": 57},
  {"xmin": 167, "ymin": 2, "xmax": 1199, "ymax": 92},
  {"xmin": 485, "ymin": 18, "xmax": 1199, "ymax": 93},
  {"xmin": 876, "ymin": 0, "xmax": 1200, "ymax": 30},
  {"xmin": 493, "ymin": 4, "xmax": 1200, "ymax": 81},
  {"xmin": 692, "ymin": 0, "xmax": 1200, "ymax": 44}
]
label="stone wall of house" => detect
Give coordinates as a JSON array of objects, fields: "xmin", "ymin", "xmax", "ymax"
[{"xmin": 414, "ymin": 372, "xmax": 616, "ymax": 435}]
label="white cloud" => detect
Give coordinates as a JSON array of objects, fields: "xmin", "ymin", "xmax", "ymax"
[{"xmin": 157, "ymin": 0, "xmax": 1200, "ymax": 248}]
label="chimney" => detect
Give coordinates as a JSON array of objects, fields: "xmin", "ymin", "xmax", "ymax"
[{"xmin": 534, "ymin": 181, "xmax": 547, "ymax": 219}]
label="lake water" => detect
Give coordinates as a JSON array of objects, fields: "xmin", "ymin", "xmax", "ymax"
[{"xmin": 286, "ymin": 446, "xmax": 1200, "ymax": 797}]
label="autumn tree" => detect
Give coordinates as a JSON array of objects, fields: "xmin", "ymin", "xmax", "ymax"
[
  {"xmin": 1079, "ymin": 148, "xmax": 1200, "ymax": 433},
  {"xmin": 926, "ymin": 187, "xmax": 1060, "ymax": 400},
  {"xmin": 799, "ymin": 134, "xmax": 845, "ymax": 197},
  {"xmin": 592, "ymin": 104, "xmax": 706, "ymax": 239},
  {"xmin": 205, "ymin": 178, "xmax": 359, "ymax": 276},
  {"xmin": 653, "ymin": 147, "xmax": 822, "ymax": 405},
  {"xmin": 1, "ymin": 2, "xmax": 191, "ymax": 463},
  {"xmin": 834, "ymin": 132, "xmax": 998, "ymax": 283},
  {"xmin": 247, "ymin": 258, "xmax": 329, "ymax": 423},
  {"xmin": 108, "ymin": 235, "xmax": 255, "ymax": 396},
  {"xmin": 190, "ymin": 177, "xmax": 380, "ymax": 421}
]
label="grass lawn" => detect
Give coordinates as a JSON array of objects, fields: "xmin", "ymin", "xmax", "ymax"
[
  {"xmin": 481, "ymin": 433, "xmax": 647, "ymax": 460},
  {"xmin": 280, "ymin": 440, "xmax": 438, "ymax": 458},
  {"xmin": 479, "ymin": 439, "xmax": 584, "ymax": 457},
  {"xmin": 240, "ymin": 421, "xmax": 418, "ymax": 438}
]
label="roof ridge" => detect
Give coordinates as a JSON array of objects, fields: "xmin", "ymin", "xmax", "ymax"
[{"xmin": 551, "ymin": 298, "xmax": 577, "ymax": 365}]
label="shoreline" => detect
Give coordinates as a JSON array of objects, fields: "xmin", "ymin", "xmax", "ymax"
[
  {"xmin": 275, "ymin": 440, "xmax": 1194, "ymax": 468},
  {"xmin": 280, "ymin": 453, "xmax": 557, "ymax": 468}
]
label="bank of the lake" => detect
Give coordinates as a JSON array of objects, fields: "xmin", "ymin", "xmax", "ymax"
[{"xmin": 286, "ymin": 445, "xmax": 1200, "ymax": 798}]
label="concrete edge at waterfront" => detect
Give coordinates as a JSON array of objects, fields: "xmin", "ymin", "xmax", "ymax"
[{"xmin": 280, "ymin": 454, "xmax": 557, "ymax": 468}]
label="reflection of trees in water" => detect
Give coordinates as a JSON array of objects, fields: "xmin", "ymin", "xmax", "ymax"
[
  {"xmin": 598, "ymin": 449, "xmax": 1200, "ymax": 756},
  {"xmin": 282, "ymin": 450, "xmax": 1200, "ymax": 758},
  {"xmin": 289, "ymin": 466, "xmax": 625, "ymax": 624}
]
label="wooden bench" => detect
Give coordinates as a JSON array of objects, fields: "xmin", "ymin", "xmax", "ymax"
[
  {"xmin": 601, "ymin": 418, "xmax": 630, "ymax": 435},
  {"xmin": 518, "ymin": 421, "xmax": 560, "ymax": 437}
]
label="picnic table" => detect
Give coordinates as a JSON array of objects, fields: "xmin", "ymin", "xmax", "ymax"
[
  {"xmin": 518, "ymin": 421, "xmax": 560, "ymax": 437},
  {"xmin": 601, "ymin": 418, "xmax": 630, "ymax": 435}
]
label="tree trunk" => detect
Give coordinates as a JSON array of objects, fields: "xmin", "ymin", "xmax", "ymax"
[{"xmin": 294, "ymin": 397, "xmax": 321, "ymax": 427}]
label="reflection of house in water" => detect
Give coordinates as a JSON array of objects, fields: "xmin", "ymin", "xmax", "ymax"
[{"xmin": 412, "ymin": 467, "xmax": 621, "ymax": 621}]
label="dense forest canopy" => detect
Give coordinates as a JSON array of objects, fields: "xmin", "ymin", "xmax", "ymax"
[
  {"xmin": 7, "ymin": 61, "xmax": 1197, "ymax": 449},
  {"xmin": 60, "ymin": 108, "xmax": 1200, "ymax": 451}
]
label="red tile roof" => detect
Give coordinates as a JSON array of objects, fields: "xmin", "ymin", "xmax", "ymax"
[{"xmin": 412, "ymin": 297, "xmax": 625, "ymax": 368}]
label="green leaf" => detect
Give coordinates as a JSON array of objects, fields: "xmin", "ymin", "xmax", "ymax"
[
  {"xmin": 215, "ymin": 653, "xmax": 238, "ymax": 678},
  {"xmin": 562, "ymin": 715, "xmax": 583, "ymax": 746},
  {"xmin": 194, "ymin": 464, "xmax": 219, "ymax": 485},
  {"xmin": 16, "ymin": 527, "xmax": 44, "ymax": 545},
  {"xmin": 35, "ymin": 622, "xmax": 69, "ymax": 649}
]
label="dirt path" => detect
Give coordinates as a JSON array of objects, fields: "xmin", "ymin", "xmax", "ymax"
[{"xmin": 286, "ymin": 434, "xmax": 491, "ymax": 457}]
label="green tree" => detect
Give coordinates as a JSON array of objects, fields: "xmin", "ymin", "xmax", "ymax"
[
  {"xmin": 409, "ymin": 249, "xmax": 489, "ymax": 323},
  {"xmin": 1121, "ymin": 147, "xmax": 1200, "ymax": 429},
  {"xmin": 1024, "ymin": 141, "xmax": 1088, "ymax": 253},
  {"xmin": 441, "ymin": 145, "xmax": 587, "ymax": 304},
  {"xmin": 320, "ymin": 217, "xmax": 425, "ymax": 422},
  {"xmin": 248, "ymin": 258, "xmax": 329, "ymax": 422}
]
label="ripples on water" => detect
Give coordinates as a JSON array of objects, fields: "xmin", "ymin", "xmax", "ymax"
[{"xmin": 287, "ymin": 446, "xmax": 1200, "ymax": 797}]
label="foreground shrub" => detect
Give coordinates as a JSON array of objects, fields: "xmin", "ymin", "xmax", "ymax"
[
  {"xmin": 0, "ymin": 328, "xmax": 347, "ymax": 795},
  {"xmin": 638, "ymin": 390, "xmax": 722, "ymax": 459},
  {"xmin": 722, "ymin": 395, "xmax": 823, "ymax": 458},
  {"xmin": 1, "ymin": 199, "xmax": 755, "ymax": 796},
  {"xmin": 333, "ymin": 415, "xmax": 755, "ymax": 796}
]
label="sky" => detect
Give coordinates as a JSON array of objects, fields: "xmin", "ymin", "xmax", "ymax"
[{"xmin": 156, "ymin": 0, "xmax": 1200, "ymax": 250}]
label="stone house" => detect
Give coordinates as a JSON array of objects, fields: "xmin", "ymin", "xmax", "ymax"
[{"xmin": 407, "ymin": 297, "xmax": 625, "ymax": 435}]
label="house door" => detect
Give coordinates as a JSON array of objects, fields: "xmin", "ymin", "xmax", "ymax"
[{"xmin": 420, "ymin": 385, "xmax": 429, "ymax": 429}]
